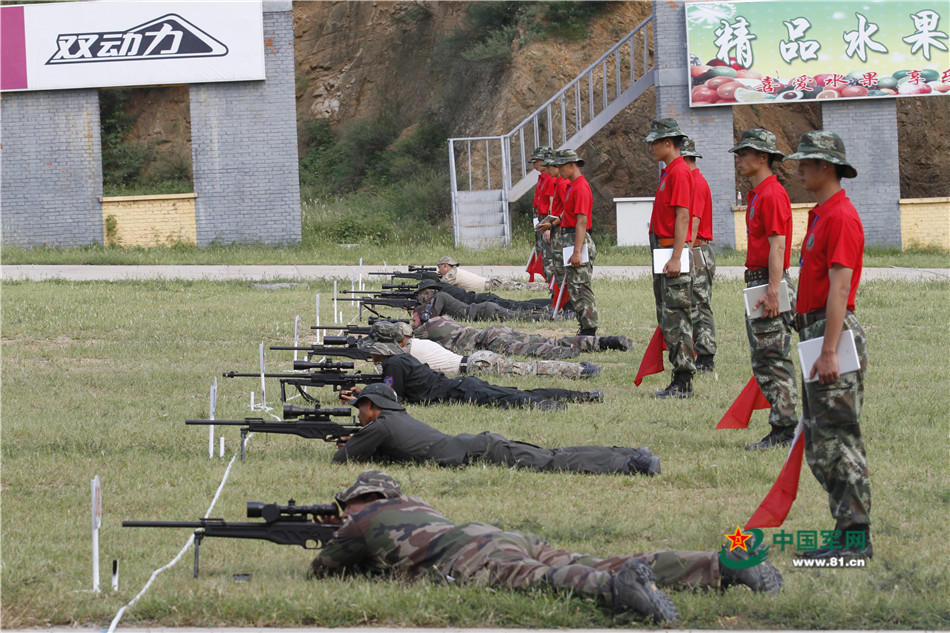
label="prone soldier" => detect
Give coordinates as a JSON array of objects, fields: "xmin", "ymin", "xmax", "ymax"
[
  {"xmin": 308, "ymin": 471, "xmax": 783, "ymax": 624},
  {"xmin": 437, "ymin": 256, "xmax": 549, "ymax": 292},
  {"xmin": 414, "ymin": 279, "xmax": 567, "ymax": 323}
]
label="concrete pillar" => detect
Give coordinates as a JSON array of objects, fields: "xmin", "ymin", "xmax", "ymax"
[
  {"xmin": 819, "ymin": 100, "xmax": 901, "ymax": 247},
  {"xmin": 190, "ymin": 2, "xmax": 301, "ymax": 246},
  {"xmin": 653, "ymin": 1, "xmax": 737, "ymax": 247},
  {"xmin": 1, "ymin": 89, "xmax": 103, "ymax": 247}
]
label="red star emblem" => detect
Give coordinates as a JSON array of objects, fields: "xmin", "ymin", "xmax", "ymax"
[{"xmin": 724, "ymin": 525, "xmax": 753, "ymax": 552}]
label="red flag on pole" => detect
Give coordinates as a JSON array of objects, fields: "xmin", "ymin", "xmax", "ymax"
[
  {"xmin": 550, "ymin": 279, "xmax": 571, "ymax": 309},
  {"xmin": 526, "ymin": 249, "xmax": 545, "ymax": 282},
  {"xmin": 716, "ymin": 376, "xmax": 771, "ymax": 429},
  {"xmin": 634, "ymin": 326, "xmax": 667, "ymax": 386},
  {"xmin": 745, "ymin": 421, "xmax": 806, "ymax": 528}
]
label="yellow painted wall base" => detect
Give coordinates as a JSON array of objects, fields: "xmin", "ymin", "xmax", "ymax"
[
  {"xmin": 101, "ymin": 193, "xmax": 197, "ymax": 247},
  {"xmin": 899, "ymin": 197, "xmax": 950, "ymax": 251},
  {"xmin": 732, "ymin": 203, "xmax": 813, "ymax": 252}
]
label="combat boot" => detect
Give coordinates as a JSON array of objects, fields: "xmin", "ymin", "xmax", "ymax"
[
  {"xmin": 745, "ymin": 427, "xmax": 794, "ymax": 450},
  {"xmin": 609, "ymin": 559, "xmax": 678, "ymax": 623},
  {"xmin": 719, "ymin": 558, "xmax": 783, "ymax": 593},
  {"xmin": 695, "ymin": 354, "xmax": 715, "ymax": 372},
  {"xmin": 628, "ymin": 447, "xmax": 661, "ymax": 476},
  {"xmin": 578, "ymin": 327, "xmax": 597, "ymax": 336},
  {"xmin": 654, "ymin": 373, "xmax": 692, "ymax": 399},
  {"xmin": 579, "ymin": 361, "xmax": 601, "ymax": 378},
  {"xmin": 534, "ymin": 399, "xmax": 567, "ymax": 412},
  {"xmin": 597, "ymin": 335, "xmax": 633, "ymax": 351}
]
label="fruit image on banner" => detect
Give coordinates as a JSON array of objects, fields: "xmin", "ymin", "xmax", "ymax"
[{"xmin": 685, "ymin": 0, "xmax": 950, "ymax": 107}]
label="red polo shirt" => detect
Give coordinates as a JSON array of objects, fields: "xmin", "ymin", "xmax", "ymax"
[
  {"xmin": 691, "ymin": 168, "xmax": 714, "ymax": 241},
  {"xmin": 533, "ymin": 172, "xmax": 549, "ymax": 212},
  {"xmin": 745, "ymin": 174, "xmax": 793, "ymax": 270},
  {"xmin": 650, "ymin": 156, "xmax": 692, "ymax": 239},
  {"xmin": 538, "ymin": 173, "xmax": 556, "ymax": 215},
  {"xmin": 562, "ymin": 175, "xmax": 593, "ymax": 230},
  {"xmin": 551, "ymin": 177, "xmax": 570, "ymax": 220},
  {"xmin": 796, "ymin": 189, "xmax": 864, "ymax": 314}
]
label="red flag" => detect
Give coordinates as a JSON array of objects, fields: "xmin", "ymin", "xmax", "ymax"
[
  {"xmin": 716, "ymin": 376, "xmax": 771, "ymax": 429},
  {"xmin": 634, "ymin": 326, "xmax": 667, "ymax": 386},
  {"xmin": 526, "ymin": 249, "xmax": 546, "ymax": 282},
  {"xmin": 745, "ymin": 422, "xmax": 806, "ymax": 528},
  {"xmin": 550, "ymin": 279, "xmax": 571, "ymax": 309}
]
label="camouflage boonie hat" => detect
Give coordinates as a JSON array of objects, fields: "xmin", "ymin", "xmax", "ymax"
[
  {"xmin": 643, "ymin": 118, "xmax": 687, "ymax": 143},
  {"xmin": 530, "ymin": 145, "xmax": 552, "ymax": 161},
  {"xmin": 370, "ymin": 320, "xmax": 402, "ymax": 343},
  {"xmin": 553, "ymin": 148, "xmax": 585, "ymax": 166},
  {"xmin": 395, "ymin": 321, "xmax": 413, "ymax": 341},
  {"xmin": 680, "ymin": 137, "xmax": 702, "ymax": 159},
  {"xmin": 416, "ymin": 279, "xmax": 440, "ymax": 293},
  {"xmin": 438, "ymin": 255, "xmax": 458, "ymax": 266},
  {"xmin": 729, "ymin": 128, "xmax": 785, "ymax": 158},
  {"xmin": 357, "ymin": 335, "xmax": 404, "ymax": 357},
  {"xmin": 353, "ymin": 382, "xmax": 404, "ymax": 411},
  {"xmin": 785, "ymin": 130, "xmax": 857, "ymax": 178},
  {"xmin": 335, "ymin": 470, "xmax": 403, "ymax": 506}
]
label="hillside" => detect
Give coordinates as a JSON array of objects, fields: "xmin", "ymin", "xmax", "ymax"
[{"xmin": 120, "ymin": 1, "xmax": 948, "ymax": 234}]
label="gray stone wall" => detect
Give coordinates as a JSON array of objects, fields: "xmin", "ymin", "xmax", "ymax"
[
  {"xmin": 653, "ymin": 0, "xmax": 737, "ymax": 247},
  {"xmin": 820, "ymin": 100, "xmax": 901, "ymax": 247},
  {"xmin": 1, "ymin": 89, "xmax": 103, "ymax": 247},
  {"xmin": 189, "ymin": 7, "xmax": 300, "ymax": 246}
]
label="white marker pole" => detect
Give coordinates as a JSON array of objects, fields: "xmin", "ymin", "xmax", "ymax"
[
  {"xmin": 219, "ymin": 436, "xmax": 225, "ymax": 458},
  {"xmin": 258, "ymin": 341, "xmax": 266, "ymax": 407},
  {"xmin": 333, "ymin": 280, "xmax": 338, "ymax": 323},
  {"xmin": 359, "ymin": 257, "xmax": 364, "ymax": 290},
  {"xmin": 208, "ymin": 378, "xmax": 217, "ymax": 459},
  {"xmin": 351, "ymin": 272, "xmax": 355, "ymax": 294},
  {"xmin": 91, "ymin": 475, "xmax": 102, "ymax": 593},
  {"xmin": 293, "ymin": 315, "xmax": 301, "ymax": 362},
  {"xmin": 315, "ymin": 294, "xmax": 321, "ymax": 344},
  {"xmin": 111, "ymin": 559, "xmax": 119, "ymax": 592}
]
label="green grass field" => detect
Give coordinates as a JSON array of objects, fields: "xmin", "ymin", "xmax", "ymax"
[{"xmin": 2, "ymin": 277, "xmax": 948, "ymax": 628}]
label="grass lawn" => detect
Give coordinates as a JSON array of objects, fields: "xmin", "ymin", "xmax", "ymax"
[{"xmin": 2, "ymin": 277, "xmax": 948, "ymax": 628}]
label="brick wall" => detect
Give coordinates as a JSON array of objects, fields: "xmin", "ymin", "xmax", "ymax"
[
  {"xmin": 1, "ymin": 89, "xmax": 103, "ymax": 247},
  {"xmin": 189, "ymin": 6, "xmax": 301, "ymax": 246},
  {"xmin": 653, "ymin": 0, "xmax": 737, "ymax": 247},
  {"xmin": 900, "ymin": 197, "xmax": 950, "ymax": 250},
  {"xmin": 101, "ymin": 194, "xmax": 197, "ymax": 247},
  {"xmin": 820, "ymin": 100, "xmax": 901, "ymax": 247}
]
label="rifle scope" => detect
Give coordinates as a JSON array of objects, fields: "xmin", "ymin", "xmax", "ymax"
[
  {"xmin": 246, "ymin": 500, "xmax": 339, "ymax": 522},
  {"xmin": 292, "ymin": 360, "xmax": 354, "ymax": 371},
  {"xmin": 283, "ymin": 404, "xmax": 352, "ymax": 419}
]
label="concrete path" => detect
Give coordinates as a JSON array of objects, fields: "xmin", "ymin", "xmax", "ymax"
[
  {"xmin": 1, "ymin": 629, "xmax": 906, "ymax": 633},
  {"xmin": 2, "ymin": 264, "xmax": 948, "ymax": 282}
]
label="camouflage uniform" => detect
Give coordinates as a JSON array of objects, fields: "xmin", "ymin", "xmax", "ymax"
[
  {"xmin": 559, "ymin": 227, "xmax": 599, "ymax": 331},
  {"xmin": 441, "ymin": 266, "xmax": 548, "ymax": 292},
  {"xmin": 310, "ymin": 491, "xmax": 721, "ymax": 599},
  {"xmin": 415, "ymin": 315, "xmax": 622, "ymax": 360},
  {"xmin": 745, "ymin": 274, "xmax": 799, "ymax": 432},
  {"xmin": 690, "ymin": 245, "xmax": 717, "ymax": 358},
  {"xmin": 466, "ymin": 349, "xmax": 591, "ymax": 380},
  {"xmin": 650, "ymin": 261, "xmax": 695, "ymax": 374},
  {"xmin": 418, "ymin": 289, "xmax": 550, "ymax": 323}
]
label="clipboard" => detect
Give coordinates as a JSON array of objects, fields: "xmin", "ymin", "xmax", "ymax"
[
  {"xmin": 797, "ymin": 329, "xmax": 860, "ymax": 383},
  {"xmin": 533, "ymin": 217, "xmax": 540, "ymax": 228},
  {"xmin": 744, "ymin": 280, "xmax": 792, "ymax": 318},
  {"xmin": 562, "ymin": 243, "xmax": 589, "ymax": 265},
  {"xmin": 652, "ymin": 248, "xmax": 690, "ymax": 274}
]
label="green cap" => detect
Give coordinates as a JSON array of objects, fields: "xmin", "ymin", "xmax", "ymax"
[
  {"xmin": 395, "ymin": 322, "xmax": 413, "ymax": 341},
  {"xmin": 644, "ymin": 118, "xmax": 687, "ymax": 143},
  {"xmin": 416, "ymin": 278, "xmax": 440, "ymax": 293},
  {"xmin": 370, "ymin": 320, "xmax": 402, "ymax": 343},
  {"xmin": 680, "ymin": 137, "xmax": 702, "ymax": 158},
  {"xmin": 357, "ymin": 336, "xmax": 404, "ymax": 357},
  {"xmin": 353, "ymin": 383, "xmax": 404, "ymax": 411},
  {"xmin": 729, "ymin": 128, "xmax": 785, "ymax": 158},
  {"xmin": 335, "ymin": 470, "xmax": 403, "ymax": 506},
  {"xmin": 438, "ymin": 255, "xmax": 458, "ymax": 266},
  {"xmin": 785, "ymin": 130, "xmax": 857, "ymax": 178},
  {"xmin": 553, "ymin": 148, "xmax": 585, "ymax": 166},
  {"xmin": 530, "ymin": 146, "xmax": 551, "ymax": 161}
]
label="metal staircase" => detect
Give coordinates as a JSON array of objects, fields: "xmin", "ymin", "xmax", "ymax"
[{"xmin": 448, "ymin": 13, "xmax": 655, "ymax": 249}]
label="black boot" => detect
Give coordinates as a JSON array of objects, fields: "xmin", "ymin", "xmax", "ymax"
[
  {"xmin": 654, "ymin": 372, "xmax": 693, "ymax": 399},
  {"xmin": 745, "ymin": 427, "xmax": 795, "ymax": 450},
  {"xmin": 628, "ymin": 447, "xmax": 661, "ymax": 476},
  {"xmin": 578, "ymin": 327, "xmax": 597, "ymax": 336},
  {"xmin": 597, "ymin": 335, "xmax": 633, "ymax": 351},
  {"xmin": 695, "ymin": 354, "xmax": 715, "ymax": 372}
]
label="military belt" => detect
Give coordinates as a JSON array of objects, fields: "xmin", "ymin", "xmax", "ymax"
[
  {"xmin": 693, "ymin": 238, "xmax": 712, "ymax": 246},
  {"xmin": 793, "ymin": 308, "xmax": 855, "ymax": 332},
  {"xmin": 744, "ymin": 268, "xmax": 782, "ymax": 283}
]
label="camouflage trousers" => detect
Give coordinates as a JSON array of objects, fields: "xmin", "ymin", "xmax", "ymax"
[
  {"xmin": 746, "ymin": 275, "xmax": 799, "ymax": 431},
  {"xmin": 466, "ymin": 349, "xmax": 586, "ymax": 379},
  {"xmin": 800, "ymin": 312, "xmax": 871, "ymax": 529},
  {"xmin": 441, "ymin": 526, "xmax": 720, "ymax": 602},
  {"xmin": 690, "ymin": 245, "xmax": 717, "ymax": 358},
  {"xmin": 560, "ymin": 228, "xmax": 598, "ymax": 331},
  {"xmin": 652, "ymin": 269, "xmax": 695, "ymax": 376},
  {"xmin": 475, "ymin": 326, "xmax": 600, "ymax": 360}
]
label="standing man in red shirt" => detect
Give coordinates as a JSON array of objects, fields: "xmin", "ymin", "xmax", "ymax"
[
  {"xmin": 680, "ymin": 137, "xmax": 717, "ymax": 374},
  {"xmin": 729, "ymin": 129, "xmax": 799, "ymax": 450},
  {"xmin": 786, "ymin": 130, "xmax": 871, "ymax": 560},
  {"xmin": 555, "ymin": 148, "xmax": 598, "ymax": 335},
  {"xmin": 645, "ymin": 119, "xmax": 694, "ymax": 398},
  {"xmin": 530, "ymin": 146, "xmax": 552, "ymax": 279},
  {"xmin": 537, "ymin": 152, "xmax": 572, "ymax": 301}
]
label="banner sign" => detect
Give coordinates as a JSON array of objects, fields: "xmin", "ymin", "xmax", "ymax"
[
  {"xmin": 1, "ymin": 1, "xmax": 264, "ymax": 92},
  {"xmin": 685, "ymin": 1, "xmax": 950, "ymax": 107}
]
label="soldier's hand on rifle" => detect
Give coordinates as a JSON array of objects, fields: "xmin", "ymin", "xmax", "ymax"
[
  {"xmin": 339, "ymin": 386, "xmax": 360, "ymax": 404},
  {"xmin": 336, "ymin": 436, "xmax": 351, "ymax": 447}
]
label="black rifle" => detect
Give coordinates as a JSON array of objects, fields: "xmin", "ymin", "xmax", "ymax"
[
  {"xmin": 338, "ymin": 295, "xmax": 418, "ymax": 318},
  {"xmin": 270, "ymin": 336, "xmax": 370, "ymax": 361},
  {"xmin": 222, "ymin": 367, "xmax": 384, "ymax": 403},
  {"xmin": 186, "ymin": 405, "xmax": 357, "ymax": 460},
  {"xmin": 123, "ymin": 499, "xmax": 341, "ymax": 577},
  {"xmin": 367, "ymin": 266, "xmax": 440, "ymax": 282}
]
